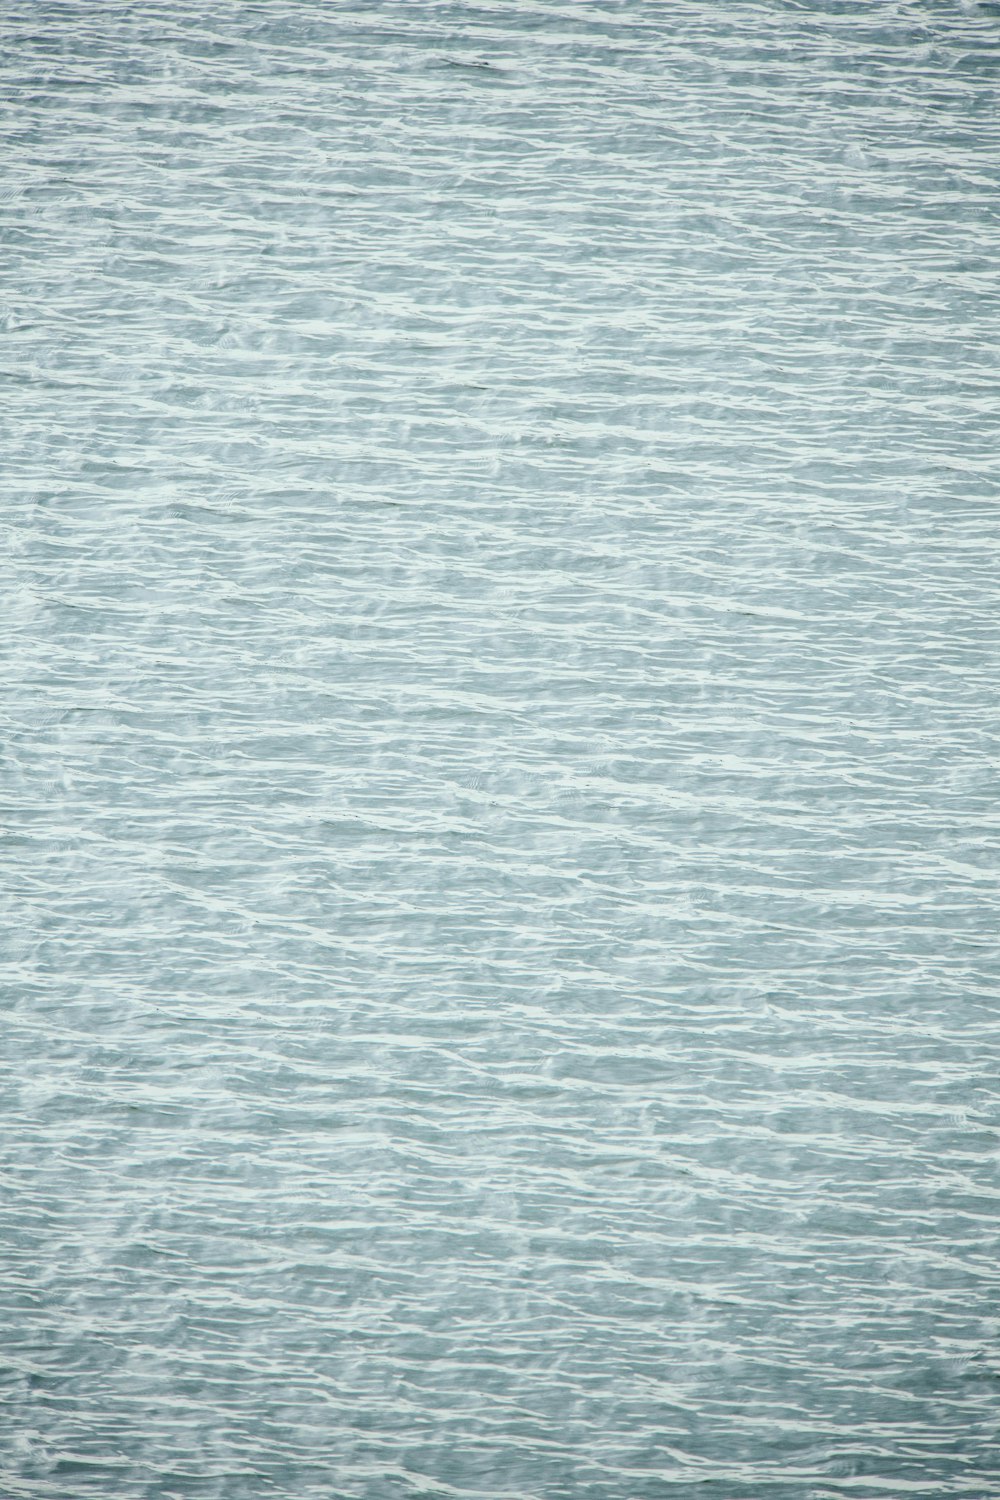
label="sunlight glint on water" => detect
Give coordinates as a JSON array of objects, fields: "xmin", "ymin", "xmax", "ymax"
[{"xmin": 2, "ymin": 3, "xmax": 999, "ymax": 1497}]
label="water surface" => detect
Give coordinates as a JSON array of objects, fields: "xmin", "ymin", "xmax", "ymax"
[{"xmin": 2, "ymin": 3, "xmax": 1000, "ymax": 1497}]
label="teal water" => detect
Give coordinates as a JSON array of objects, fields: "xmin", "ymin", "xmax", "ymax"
[{"xmin": 3, "ymin": 3, "xmax": 1000, "ymax": 1497}]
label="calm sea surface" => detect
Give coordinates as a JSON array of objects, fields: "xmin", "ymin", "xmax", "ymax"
[{"xmin": 3, "ymin": 3, "xmax": 1000, "ymax": 1497}]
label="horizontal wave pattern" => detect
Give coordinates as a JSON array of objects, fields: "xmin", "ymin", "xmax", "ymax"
[{"xmin": 2, "ymin": 3, "xmax": 999, "ymax": 1497}]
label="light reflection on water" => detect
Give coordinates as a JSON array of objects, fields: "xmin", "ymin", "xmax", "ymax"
[{"xmin": 2, "ymin": 2, "xmax": 999, "ymax": 1496}]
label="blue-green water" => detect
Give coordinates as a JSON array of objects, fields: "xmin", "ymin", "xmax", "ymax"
[{"xmin": 3, "ymin": 3, "xmax": 1000, "ymax": 1496}]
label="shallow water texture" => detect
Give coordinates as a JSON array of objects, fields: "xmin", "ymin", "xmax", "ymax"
[{"xmin": 4, "ymin": 1, "xmax": 1000, "ymax": 1497}]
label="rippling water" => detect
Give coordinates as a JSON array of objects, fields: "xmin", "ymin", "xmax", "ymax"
[{"xmin": 3, "ymin": 2, "xmax": 1000, "ymax": 1496}]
